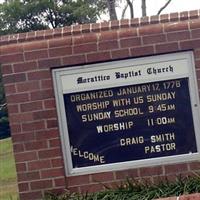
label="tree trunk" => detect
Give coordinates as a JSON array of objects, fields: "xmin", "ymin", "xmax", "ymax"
[
  {"xmin": 126, "ymin": 0, "xmax": 134, "ymax": 18},
  {"xmin": 157, "ymin": 0, "xmax": 172, "ymax": 15},
  {"xmin": 141, "ymin": 0, "xmax": 146, "ymax": 17},
  {"xmin": 107, "ymin": 0, "xmax": 117, "ymax": 20}
]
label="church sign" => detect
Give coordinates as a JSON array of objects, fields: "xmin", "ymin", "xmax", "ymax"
[{"xmin": 53, "ymin": 51, "xmax": 200, "ymax": 176}]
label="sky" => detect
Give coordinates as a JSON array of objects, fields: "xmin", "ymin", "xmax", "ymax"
[
  {"xmin": 0, "ymin": 0, "xmax": 200, "ymax": 20},
  {"xmin": 114, "ymin": 0, "xmax": 200, "ymax": 20}
]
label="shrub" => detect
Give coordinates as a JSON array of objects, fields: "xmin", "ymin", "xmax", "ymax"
[{"xmin": 43, "ymin": 173, "xmax": 200, "ymax": 200}]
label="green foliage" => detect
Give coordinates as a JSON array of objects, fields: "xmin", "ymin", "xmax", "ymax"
[
  {"xmin": 0, "ymin": 0, "xmax": 106, "ymax": 35},
  {"xmin": 43, "ymin": 174, "xmax": 200, "ymax": 200}
]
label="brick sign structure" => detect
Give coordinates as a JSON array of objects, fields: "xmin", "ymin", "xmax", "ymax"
[{"xmin": 1, "ymin": 10, "xmax": 200, "ymax": 200}]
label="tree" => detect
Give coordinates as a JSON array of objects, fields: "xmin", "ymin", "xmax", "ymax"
[
  {"xmin": 106, "ymin": 0, "xmax": 172, "ymax": 20},
  {"xmin": 0, "ymin": 69, "xmax": 10, "ymax": 139},
  {"xmin": 0, "ymin": 0, "xmax": 106, "ymax": 35}
]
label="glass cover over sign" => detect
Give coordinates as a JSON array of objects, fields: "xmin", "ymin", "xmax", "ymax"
[{"xmin": 53, "ymin": 52, "xmax": 200, "ymax": 175}]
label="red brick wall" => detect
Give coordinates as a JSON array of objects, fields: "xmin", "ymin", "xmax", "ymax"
[{"xmin": 1, "ymin": 10, "xmax": 200, "ymax": 200}]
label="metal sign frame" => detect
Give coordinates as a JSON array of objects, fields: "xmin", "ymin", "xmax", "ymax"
[{"xmin": 52, "ymin": 51, "xmax": 200, "ymax": 176}]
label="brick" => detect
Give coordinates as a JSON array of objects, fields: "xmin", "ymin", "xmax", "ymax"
[
  {"xmin": 49, "ymin": 138, "xmax": 61, "ymax": 148},
  {"xmin": 167, "ymin": 31, "xmax": 190, "ymax": 41},
  {"xmin": 22, "ymin": 120, "xmax": 45, "ymax": 132},
  {"xmin": 139, "ymin": 166, "xmax": 163, "ymax": 177},
  {"xmin": 99, "ymin": 40, "xmax": 118, "ymax": 50},
  {"xmin": 20, "ymin": 101, "xmax": 43, "ymax": 112},
  {"xmin": 189, "ymin": 10, "xmax": 199, "ymax": 19},
  {"xmin": 91, "ymin": 172, "xmax": 114, "ymax": 182},
  {"xmin": 9, "ymin": 113, "xmax": 33, "ymax": 124},
  {"xmin": 160, "ymin": 14, "xmax": 169, "ymax": 23},
  {"xmin": 20, "ymin": 191, "xmax": 42, "ymax": 200},
  {"xmin": 63, "ymin": 26, "xmax": 72, "ymax": 36},
  {"xmin": 62, "ymin": 54, "xmax": 86, "ymax": 65},
  {"xmin": 38, "ymin": 58, "xmax": 61, "ymax": 69},
  {"xmin": 140, "ymin": 16, "xmax": 149, "ymax": 25},
  {"xmin": 44, "ymin": 99, "xmax": 56, "ymax": 109},
  {"xmin": 191, "ymin": 29, "xmax": 200, "ymax": 39},
  {"xmin": 73, "ymin": 43, "xmax": 97, "ymax": 54},
  {"xmin": 30, "ymin": 89, "xmax": 54, "ymax": 101},
  {"xmin": 17, "ymin": 81, "xmax": 40, "ymax": 92},
  {"xmin": 169, "ymin": 12, "xmax": 179, "ymax": 21},
  {"xmin": 73, "ymin": 33, "xmax": 97, "ymax": 44},
  {"xmin": 4, "ymin": 84, "xmax": 16, "ymax": 94},
  {"xmin": 3, "ymin": 73, "xmax": 26, "ymax": 84},
  {"xmin": 115, "ymin": 169, "xmax": 139, "ymax": 180},
  {"xmin": 30, "ymin": 180, "xmax": 53, "ymax": 190},
  {"xmin": 130, "ymin": 45, "xmax": 154, "ymax": 57},
  {"xmin": 0, "ymin": 53, "xmax": 24, "ymax": 64},
  {"xmin": 41, "ymin": 168, "xmax": 65, "ymax": 178},
  {"xmin": 189, "ymin": 161, "xmax": 200, "ymax": 170},
  {"xmin": 51, "ymin": 158, "xmax": 64, "ymax": 168},
  {"xmin": 18, "ymin": 32, "xmax": 27, "ymax": 42},
  {"xmin": 155, "ymin": 42, "xmax": 179, "ymax": 54},
  {"xmin": 13, "ymin": 143, "xmax": 24, "ymax": 153},
  {"xmin": 118, "ymin": 29, "xmax": 137, "ymax": 38},
  {"xmin": 27, "ymin": 70, "xmax": 50, "ymax": 80},
  {"xmin": 12, "ymin": 132, "xmax": 35, "ymax": 143},
  {"xmin": 87, "ymin": 51, "xmax": 111, "ymax": 63},
  {"xmin": 6, "ymin": 93, "xmax": 29, "ymax": 104},
  {"xmin": 24, "ymin": 50, "xmax": 48, "ymax": 61},
  {"xmin": 38, "ymin": 148, "xmax": 61, "ymax": 159},
  {"xmin": 35, "ymin": 129, "xmax": 59, "ymax": 140},
  {"xmin": 49, "ymin": 46, "xmax": 72, "ymax": 57},
  {"xmin": 33, "ymin": 109, "xmax": 57, "ymax": 120},
  {"xmin": 24, "ymin": 140, "xmax": 47, "ymax": 151},
  {"xmin": 101, "ymin": 21, "xmax": 110, "ymax": 31},
  {"xmin": 13, "ymin": 61, "xmax": 37, "ymax": 73},
  {"xmin": 16, "ymin": 163, "xmax": 27, "ymax": 172},
  {"xmin": 150, "ymin": 15, "xmax": 159, "ymax": 24},
  {"xmin": 1, "ymin": 64, "xmax": 13, "ymax": 75},
  {"xmin": 91, "ymin": 23, "xmax": 100, "ymax": 32},
  {"xmin": 81, "ymin": 23, "xmax": 91, "ymax": 33},
  {"xmin": 67, "ymin": 175, "xmax": 90, "ymax": 187},
  {"xmin": 0, "ymin": 44, "xmax": 23, "ymax": 55},
  {"xmin": 143, "ymin": 34, "xmax": 166, "ymax": 45},
  {"xmin": 36, "ymin": 30, "xmax": 45, "ymax": 40},
  {"xmin": 180, "ymin": 39, "xmax": 200, "ymax": 50},
  {"xmin": 139, "ymin": 24, "xmax": 163, "ymax": 36},
  {"xmin": 120, "ymin": 37, "xmax": 141, "ymax": 48},
  {"xmin": 7, "ymin": 104, "xmax": 19, "ymax": 114},
  {"xmin": 111, "ymin": 49, "xmax": 130, "ymax": 59},
  {"xmin": 111, "ymin": 20, "xmax": 119, "ymax": 29},
  {"xmin": 120, "ymin": 19, "xmax": 129, "ymax": 28},
  {"xmin": 47, "ymin": 119, "xmax": 58, "ymax": 129},
  {"xmin": 10, "ymin": 124, "xmax": 21, "ymax": 134},
  {"xmin": 164, "ymin": 21, "xmax": 188, "ymax": 32},
  {"xmin": 180, "ymin": 11, "xmax": 189, "ymax": 21},
  {"xmin": 72, "ymin": 24, "xmax": 81, "ymax": 35},
  {"xmin": 165, "ymin": 163, "xmax": 188, "ymax": 174},
  {"xmin": 80, "ymin": 183, "xmax": 103, "ymax": 193},
  {"xmin": 18, "ymin": 183, "xmax": 29, "ymax": 192},
  {"xmin": 23, "ymin": 41, "xmax": 48, "ymax": 51},
  {"xmin": 130, "ymin": 18, "xmax": 139, "ymax": 27},
  {"xmin": 180, "ymin": 193, "xmax": 200, "ymax": 200},
  {"xmin": 28, "ymin": 160, "xmax": 51, "ymax": 171},
  {"xmin": 99, "ymin": 31, "xmax": 118, "ymax": 41},
  {"xmin": 49, "ymin": 37, "xmax": 72, "ymax": 48},
  {"xmin": 41, "ymin": 79, "xmax": 53, "ymax": 89},
  {"xmin": 15, "ymin": 151, "xmax": 37, "ymax": 162},
  {"xmin": 54, "ymin": 178, "xmax": 66, "ymax": 187}
]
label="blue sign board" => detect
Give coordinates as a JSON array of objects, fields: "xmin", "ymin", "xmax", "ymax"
[{"xmin": 64, "ymin": 78, "xmax": 197, "ymax": 168}]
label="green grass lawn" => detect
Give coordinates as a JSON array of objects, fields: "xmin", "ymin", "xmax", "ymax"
[{"xmin": 0, "ymin": 138, "xmax": 19, "ymax": 200}]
